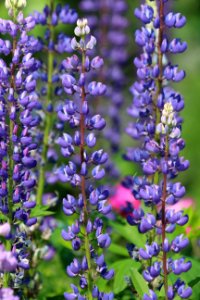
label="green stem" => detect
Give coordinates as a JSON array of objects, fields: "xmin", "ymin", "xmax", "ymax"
[
  {"xmin": 80, "ymin": 49, "xmax": 93, "ymax": 300},
  {"xmin": 36, "ymin": 1, "xmax": 54, "ymax": 205},
  {"xmin": 3, "ymin": 272, "xmax": 9, "ymax": 288}
]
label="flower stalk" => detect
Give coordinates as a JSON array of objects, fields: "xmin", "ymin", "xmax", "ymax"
[
  {"xmin": 125, "ymin": 1, "xmax": 192, "ymax": 299},
  {"xmin": 59, "ymin": 18, "xmax": 114, "ymax": 299},
  {"xmin": 80, "ymin": 48, "xmax": 93, "ymax": 300}
]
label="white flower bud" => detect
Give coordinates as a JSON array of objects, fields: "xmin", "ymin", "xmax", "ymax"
[
  {"xmin": 163, "ymin": 103, "xmax": 173, "ymax": 117},
  {"xmin": 71, "ymin": 37, "xmax": 80, "ymax": 50},
  {"xmin": 156, "ymin": 123, "xmax": 167, "ymax": 135},
  {"xmin": 161, "ymin": 115, "xmax": 167, "ymax": 125},
  {"xmin": 74, "ymin": 26, "xmax": 82, "ymax": 37},
  {"xmin": 17, "ymin": 0, "xmax": 26, "ymax": 8},
  {"xmin": 5, "ymin": 0, "xmax": 26, "ymax": 9},
  {"xmin": 84, "ymin": 25, "xmax": 90, "ymax": 35},
  {"xmin": 161, "ymin": 102, "xmax": 175, "ymax": 127},
  {"xmin": 77, "ymin": 18, "xmax": 88, "ymax": 27},
  {"xmin": 5, "ymin": 0, "xmax": 12, "ymax": 9},
  {"xmin": 75, "ymin": 18, "xmax": 90, "ymax": 37},
  {"xmin": 170, "ymin": 127, "xmax": 181, "ymax": 139},
  {"xmin": 167, "ymin": 113, "xmax": 173, "ymax": 125}
]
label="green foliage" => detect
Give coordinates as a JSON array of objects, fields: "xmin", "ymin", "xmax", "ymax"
[
  {"xmin": 38, "ymin": 254, "xmax": 67, "ymax": 299},
  {"xmin": 111, "ymin": 259, "xmax": 140, "ymax": 294},
  {"xmin": 110, "ymin": 221, "xmax": 146, "ymax": 247},
  {"xmin": 130, "ymin": 268, "xmax": 149, "ymax": 299},
  {"xmin": 30, "ymin": 205, "xmax": 55, "ymax": 218}
]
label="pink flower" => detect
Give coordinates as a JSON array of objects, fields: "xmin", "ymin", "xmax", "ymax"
[
  {"xmin": 0, "ymin": 222, "xmax": 11, "ymax": 237},
  {"xmin": 170, "ymin": 198, "xmax": 194, "ymax": 212},
  {"xmin": 168, "ymin": 198, "xmax": 195, "ymax": 236},
  {"xmin": 185, "ymin": 227, "xmax": 192, "ymax": 235},
  {"xmin": 109, "ymin": 184, "xmax": 140, "ymax": 215}
]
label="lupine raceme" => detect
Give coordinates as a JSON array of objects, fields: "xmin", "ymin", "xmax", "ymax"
[
  {"xmin": 0, "ymin": 0, "xmax": 40, "ymax": 297},
  {"xmin": 124, "ymin": 0, "xmax": 192, "ymax": 299},
  {"xmin": 58, "ymin": 18, "xmax": 114, "ymax": 300}
]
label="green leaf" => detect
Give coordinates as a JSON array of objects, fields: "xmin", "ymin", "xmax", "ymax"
[
  {"xmin": 46, "ymin": 296, "xmax": 64, "ymax": 300},
  {"xmin": 110, "ymin": 221, "xmax": 145, "ymax": 247},
  {"xmin": 130, "ymin": 268, "xmax": 149, "ymax": 299},
  {"xmin": 109, "ymin": 243, "xmax": 129, "ymax": 257},
  {"xmin": 189, "ymin": 276, "xmax": 200, "ymax": 288},
  {"xmin": 111, "ymin": 259, "xmax": 140, "ymax": 294},
  {"xmin": 30, "ymin": 205, "xmax": 55, "ymax": 218},
  {"xmin": 191, "ymin": 282, "xmax": 200, "ymax": 299},
  {"xmin": 0, "ymin": 214, "xmax": 8, "ymax": 221}
]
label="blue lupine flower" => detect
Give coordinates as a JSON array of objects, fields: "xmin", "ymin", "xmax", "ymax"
[
  {"xmin": 59, "ymin": 18, "xmax": 114, "ymax": 299},
  {"xmin": 124, "ymin": 1, "xmax": 192, "ymax": 299}
]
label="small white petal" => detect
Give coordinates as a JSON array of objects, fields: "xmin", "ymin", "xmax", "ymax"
[
  {"xmin": 86, "ymin": 36, "xmax": 97, "ymax": 50},
  {"xmin": 74, "ymin": 27, "xmax": 81, "ymax": 37},
  {"xmin": 71, "ymin": 37, "xmax": 80, "ymax": 50}
]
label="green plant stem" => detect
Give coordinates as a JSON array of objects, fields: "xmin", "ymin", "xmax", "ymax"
[
  {"xmin": 36, "ymin": 0, "xmax": 54, "ymax": 205},
  {"xmin": 80, "ymin": 49, "xmax": 93, "ymax": 300}
]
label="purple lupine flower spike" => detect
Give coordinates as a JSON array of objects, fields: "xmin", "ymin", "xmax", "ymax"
[
  {"xmin": 0, "ymin": 1, "xmax": 40, "ymax": 295},
  {"xmin": 59, "ymin": 18, "xmax": 114, "ymax": 299},
  {"xmin": 19, "ymin": 4, "xmax": 78, "ymax": 294},
  {"xmin": 125, "ymin": 0, "xmax": 192, "ymax": 299}
]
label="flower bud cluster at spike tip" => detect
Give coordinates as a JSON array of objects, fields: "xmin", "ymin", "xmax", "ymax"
[
  {"xmin": 59, "ymin": 18, "xmax": 114, "ymax": 299},
  {"xmin": 5, "ymin": 0, "xmax": 27, "ymax": 17},
  {"xmin": 71, "ymin": 18, "xmax": 96, "ymax": 52},
  {"xmin": 5, "ymin": 0, "xmax": 26, "ymax": 9},
  {"xmin": 124, "ymin": 0, "xmax": 192, "ymax": 299},
  {"xmin": 0, "ymin": 8, "xmax": 40, "ymax": 292},
  {"xmin": 80, "ymin": 0, "xmax": 129, "ymax": 153}
]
